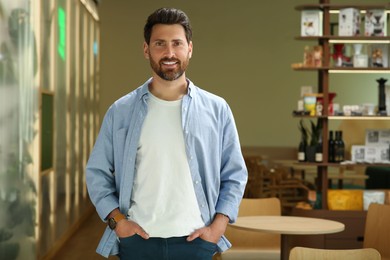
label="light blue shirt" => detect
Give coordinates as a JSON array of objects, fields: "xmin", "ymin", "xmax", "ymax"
[{"xmin": 86, "ymin": 78, "xmax": 248, "ymax": 258}]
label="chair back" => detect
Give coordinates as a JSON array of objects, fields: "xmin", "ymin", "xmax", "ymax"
[
  {"xmin": 363, "ymin": 203, "xmax": 390, "ymax": 259},
  {"xmin": 289, "ymin": 247, "xmax": 381, "ymax": 260},
  {"xmin": 238, "ymin": 197, "xmax": 281, "ymax": 217},
  {"xmin": 225, "ymin": 198, "xmax": 281, "ymax": 249}
]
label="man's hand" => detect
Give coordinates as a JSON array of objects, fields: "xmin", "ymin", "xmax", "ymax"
[
  {"xmin": 107, "ymin": 208, "xmax": 149, "ymax": 239},
  {"xmin": 115, "ymin": 219, "xmax": 149, "ymax": 239},
  {"xmin": 187, "ymin": 213, "xmax": 229, "ymax": 243}
]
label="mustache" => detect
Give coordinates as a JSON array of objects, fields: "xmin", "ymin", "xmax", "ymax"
[{"xmin": 160, "ymin": 58, "xmax": 180, "ymax": 63}]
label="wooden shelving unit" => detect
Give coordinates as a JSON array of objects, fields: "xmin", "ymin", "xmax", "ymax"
[{"xmin": 293, "ymin": 0, "xmax": 390, "ymax": 210}]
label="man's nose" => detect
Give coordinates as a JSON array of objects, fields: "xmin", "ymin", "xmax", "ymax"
[{"xmin": 165, "ymin": 45, "xmax": 175, "ymax": 58}]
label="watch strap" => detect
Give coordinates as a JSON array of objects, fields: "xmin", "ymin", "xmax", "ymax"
[{"xmin": 113, "ymin": 213, "xmax": 126, "ymax": 223}]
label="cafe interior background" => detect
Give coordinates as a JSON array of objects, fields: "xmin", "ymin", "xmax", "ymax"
[{"xmin": 0, "ymin": 0, "xmax": 389, "ymax": 259}]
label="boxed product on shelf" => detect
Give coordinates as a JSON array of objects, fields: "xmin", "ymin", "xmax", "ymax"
[
  {"xmin": 351, "ymin": 144, "xmax": 390, "ymax": 163},
  {"xmin": 303, "ymin": 45, "xmax": 323, "ymax": 67},
  {"xmin": 363, "ymin": 190, "xmax": 385, "ymax": 210},
  {"xmin": 354, "ymin": 128, "xmax": 390, "ymax": 163},
  {"xmin": 351, "ymin": 145, "xmax": 366, "ymax": 162},
  {"xmin": 365, "ymin": 129, "xmax": 390, "ymax": 146},
  {"xmin": 328, "ymin": 189, "xmax": 363, "ymax": 210},
  {"xmin": 369, "ymin": 44, "xmax": 389, "ymax": 68},
  {"xmin": 338, "ymin": 8, "xmax": 360, "ymax": 36},
  {"xmin": 365, "ymin": 9, "xmax": 387, "ymax": 36},
  {"xmin": 364, "ymin": 145, "xmax": 389, "ymax": 162},
  {"xmin": 301, "ymin": 10, "xmax": 323, "ymax": 36},
  {"xmin": 303, "ymin": 94, "xmax": 317, "ymax": 116}
]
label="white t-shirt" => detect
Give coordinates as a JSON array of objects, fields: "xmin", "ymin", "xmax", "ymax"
[{"xmin": 128, "ymin": 93, "xmax": 205, "ymax": 237}]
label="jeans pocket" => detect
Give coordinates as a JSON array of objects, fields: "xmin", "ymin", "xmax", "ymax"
[
  {"xmin": 195, "ymin": 238, "xmax": 217, "ymax": 253},
  {"xmin": 119, "ymin": 234, "xmax": 138, "ymax": 244}
]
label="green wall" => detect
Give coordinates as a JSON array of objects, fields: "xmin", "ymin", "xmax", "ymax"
[{"xmin": 99, "ymin": 0, "xmax": 390, "ymax": 147}]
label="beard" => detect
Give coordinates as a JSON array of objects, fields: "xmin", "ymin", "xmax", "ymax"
[{"xmin": 149, "ymin": 54, "xmax": 190, "ymax": 81}]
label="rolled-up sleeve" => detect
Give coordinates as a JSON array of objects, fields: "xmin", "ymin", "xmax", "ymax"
[
  {"xmin": 86, "ymin": 107, "xmax": 119, "ymax": 221},
  {"xmin": 216, "ymin": 104, "xmax": 248, "ymax": 223}
]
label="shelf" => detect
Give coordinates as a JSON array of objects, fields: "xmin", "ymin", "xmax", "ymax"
[
  {"xmin": 293, "ymin": 161, "xmax": 390, "ymax": 167},
  {"xmin": 292, "ymin": 114, "xmax": 327, "ymax": 118},
  {"xmin": 293, "ymin": 67, "xmax": 390, "ymax": 73},
  {"xmin": 293, "ymin": 1, "xmax": 390, "ymax": 211},
  {"xmin": 328, "ymin": 116, "xmax": 390, "ymax": 120},
  {"xmin": 295, "ymin": 4, "xmax": 390, "ymax": 11},
  {"xmin": 293, "ymin": 115, "xmax": 390, "ymax": 120},
  {"xmin": 295, "ymin": 36, "xmax": 390, "ymax": 43}
]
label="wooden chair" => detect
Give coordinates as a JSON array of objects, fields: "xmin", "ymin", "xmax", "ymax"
[
  {"xmin": 221, "ymin": 198, "xmax": 281, "ymax": 260},
  {"xmin": 363, "ymin": 203, "xmax": 390, "ymax": 260},
  {"xmin": 267, "ymin": 167, "xmax": 312, "ymax": 214},
  {"xmin": 243, "ymin": 156, "xmax": 274, "ymax": 198},
  {"xmin": 243, "ymin": 156, "xmax": 312, "ymax": 214},
  {"xmin": 289, "ymin": 247, "xmax": 381, "ymax": 260}
]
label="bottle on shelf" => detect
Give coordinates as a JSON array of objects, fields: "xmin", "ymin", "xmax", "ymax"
[
  {"xmin": 315, "ymin": 133, "xmax": 323, "ymax": 162},
  {"xmin": 298, "ymin": 137, "xmax": 306, "ymax": 162},
  {"xmin": 298, "ymin": 119, "xmax": 307, "ymax": 162},
  {"xmin": 339, "ymin": 131, "xmax": 345, "ymax": 162},
  {"xmin": 334, "ymin": 131, "xmax": 345, "ymax": 162},
  {"xmin": 328, "ymin": 130, "xmax": 335, "ymax": 163},
  {"xmin": 334, "ymin": 131, "xmax": 340, "ymax": 162}
]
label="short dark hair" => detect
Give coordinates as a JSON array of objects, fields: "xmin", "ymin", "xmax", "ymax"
[{"xmin": 144, "ymin": 8, "xmax": 192, "ymax": 44}]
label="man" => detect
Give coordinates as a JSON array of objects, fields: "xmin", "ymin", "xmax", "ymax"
[{"xmin": 86, "ymin": 7, "xmax": 247, "ymax": 259}]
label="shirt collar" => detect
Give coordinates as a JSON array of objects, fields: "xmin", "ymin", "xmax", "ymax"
[{"xmin": 139, "ymin": 77, "xmax": 196, "ymax": 100}]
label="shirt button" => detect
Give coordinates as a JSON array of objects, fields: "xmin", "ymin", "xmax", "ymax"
[
  {"xmin": 195, "ymin": 180, "xmax": 199, "ymax": 184},
  {"xmin": 201, "ymin": 204, "xmax": 205, "ymax": 208}
]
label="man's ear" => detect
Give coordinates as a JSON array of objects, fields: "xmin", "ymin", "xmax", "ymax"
[
  {"xmin": 188, "ymin": 41, "xmax": 193, "ymax": 59},
  {"xmin": 143, "ymin": 42, "xmax": 149, "ymax": 59}
]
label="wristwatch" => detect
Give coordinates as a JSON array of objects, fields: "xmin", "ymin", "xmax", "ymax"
[{"xmin": 108, "ymin": 213, "xmax": 126, "ymax": 230}]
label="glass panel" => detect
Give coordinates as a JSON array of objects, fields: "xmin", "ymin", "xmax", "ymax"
[
  {"xmin": 41, "ymin": 0, "xmax": 54, "ymax": 92},
  {"xmin": 78, "ymin": 7, "xmax": 86, "ymax": 208},
  {"xmin": 41, "ymin": 93, "xmax": 54, "ymax": 171},
  {"xmin": 94, "ymin": 23, "xmax": 100, "ymax": 137},
  {"xmin": 67, "ymin": 0, "xmax": 77, "ymax": 224},
  {"xmin": 39, "ymin": 172, "xmax": 56, "ymax": 256},
  {"xmin": 54, "ymin": 0, "xmax": 68, "ymax": 243},
  {"xmin": 0, "ymin": 0, "xmax": 38, "ymax": 259}
]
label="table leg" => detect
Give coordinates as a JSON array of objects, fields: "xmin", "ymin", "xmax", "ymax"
[
  {"xmin": 280, "ymin": 234, "xmax": 290, "ymax": 260},
  {"xmin": 281, "ymin": 233, "xmax": 327, "ymax": 260}
]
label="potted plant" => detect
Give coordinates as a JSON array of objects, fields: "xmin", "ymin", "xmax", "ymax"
[{"xmin": 298, "ymin": 119, "xmax": 322, "ymax": 162}]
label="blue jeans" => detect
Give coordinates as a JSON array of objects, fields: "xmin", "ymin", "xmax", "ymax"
[{"xmin": 118, "ymin": 235, "xmax": 217, "ymax": 260}]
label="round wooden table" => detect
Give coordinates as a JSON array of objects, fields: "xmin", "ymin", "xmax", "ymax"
[{"xmin": 229, "ymin": 215, "xmax": 345, "ymax": 260}]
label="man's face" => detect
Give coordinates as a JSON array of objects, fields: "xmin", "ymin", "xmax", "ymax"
[{"xmin": 144, "ymin": 24, "xmax": 193, "ymax": 81}]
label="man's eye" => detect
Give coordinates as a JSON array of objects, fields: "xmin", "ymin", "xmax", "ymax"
[{"xmin": 155, "ymin": 42, "xmax": 165, "ymax": 46}]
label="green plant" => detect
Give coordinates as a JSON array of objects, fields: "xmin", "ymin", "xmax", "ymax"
[
  {"xmin": 298, "ymin": 119, "xmax": 322, "ymax": 146},
  {"xmin": 309, "ymin": 119, "xmax": 322, "ymax": 146},
  {"xmin": 298, "ymin": 119, "xmax": 308, "ymax": 146}
]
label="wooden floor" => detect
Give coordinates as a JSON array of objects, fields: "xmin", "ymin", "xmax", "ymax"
[{"xmin": 53, "ymin": 212, "xmax": 117, "ymax": 260}]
